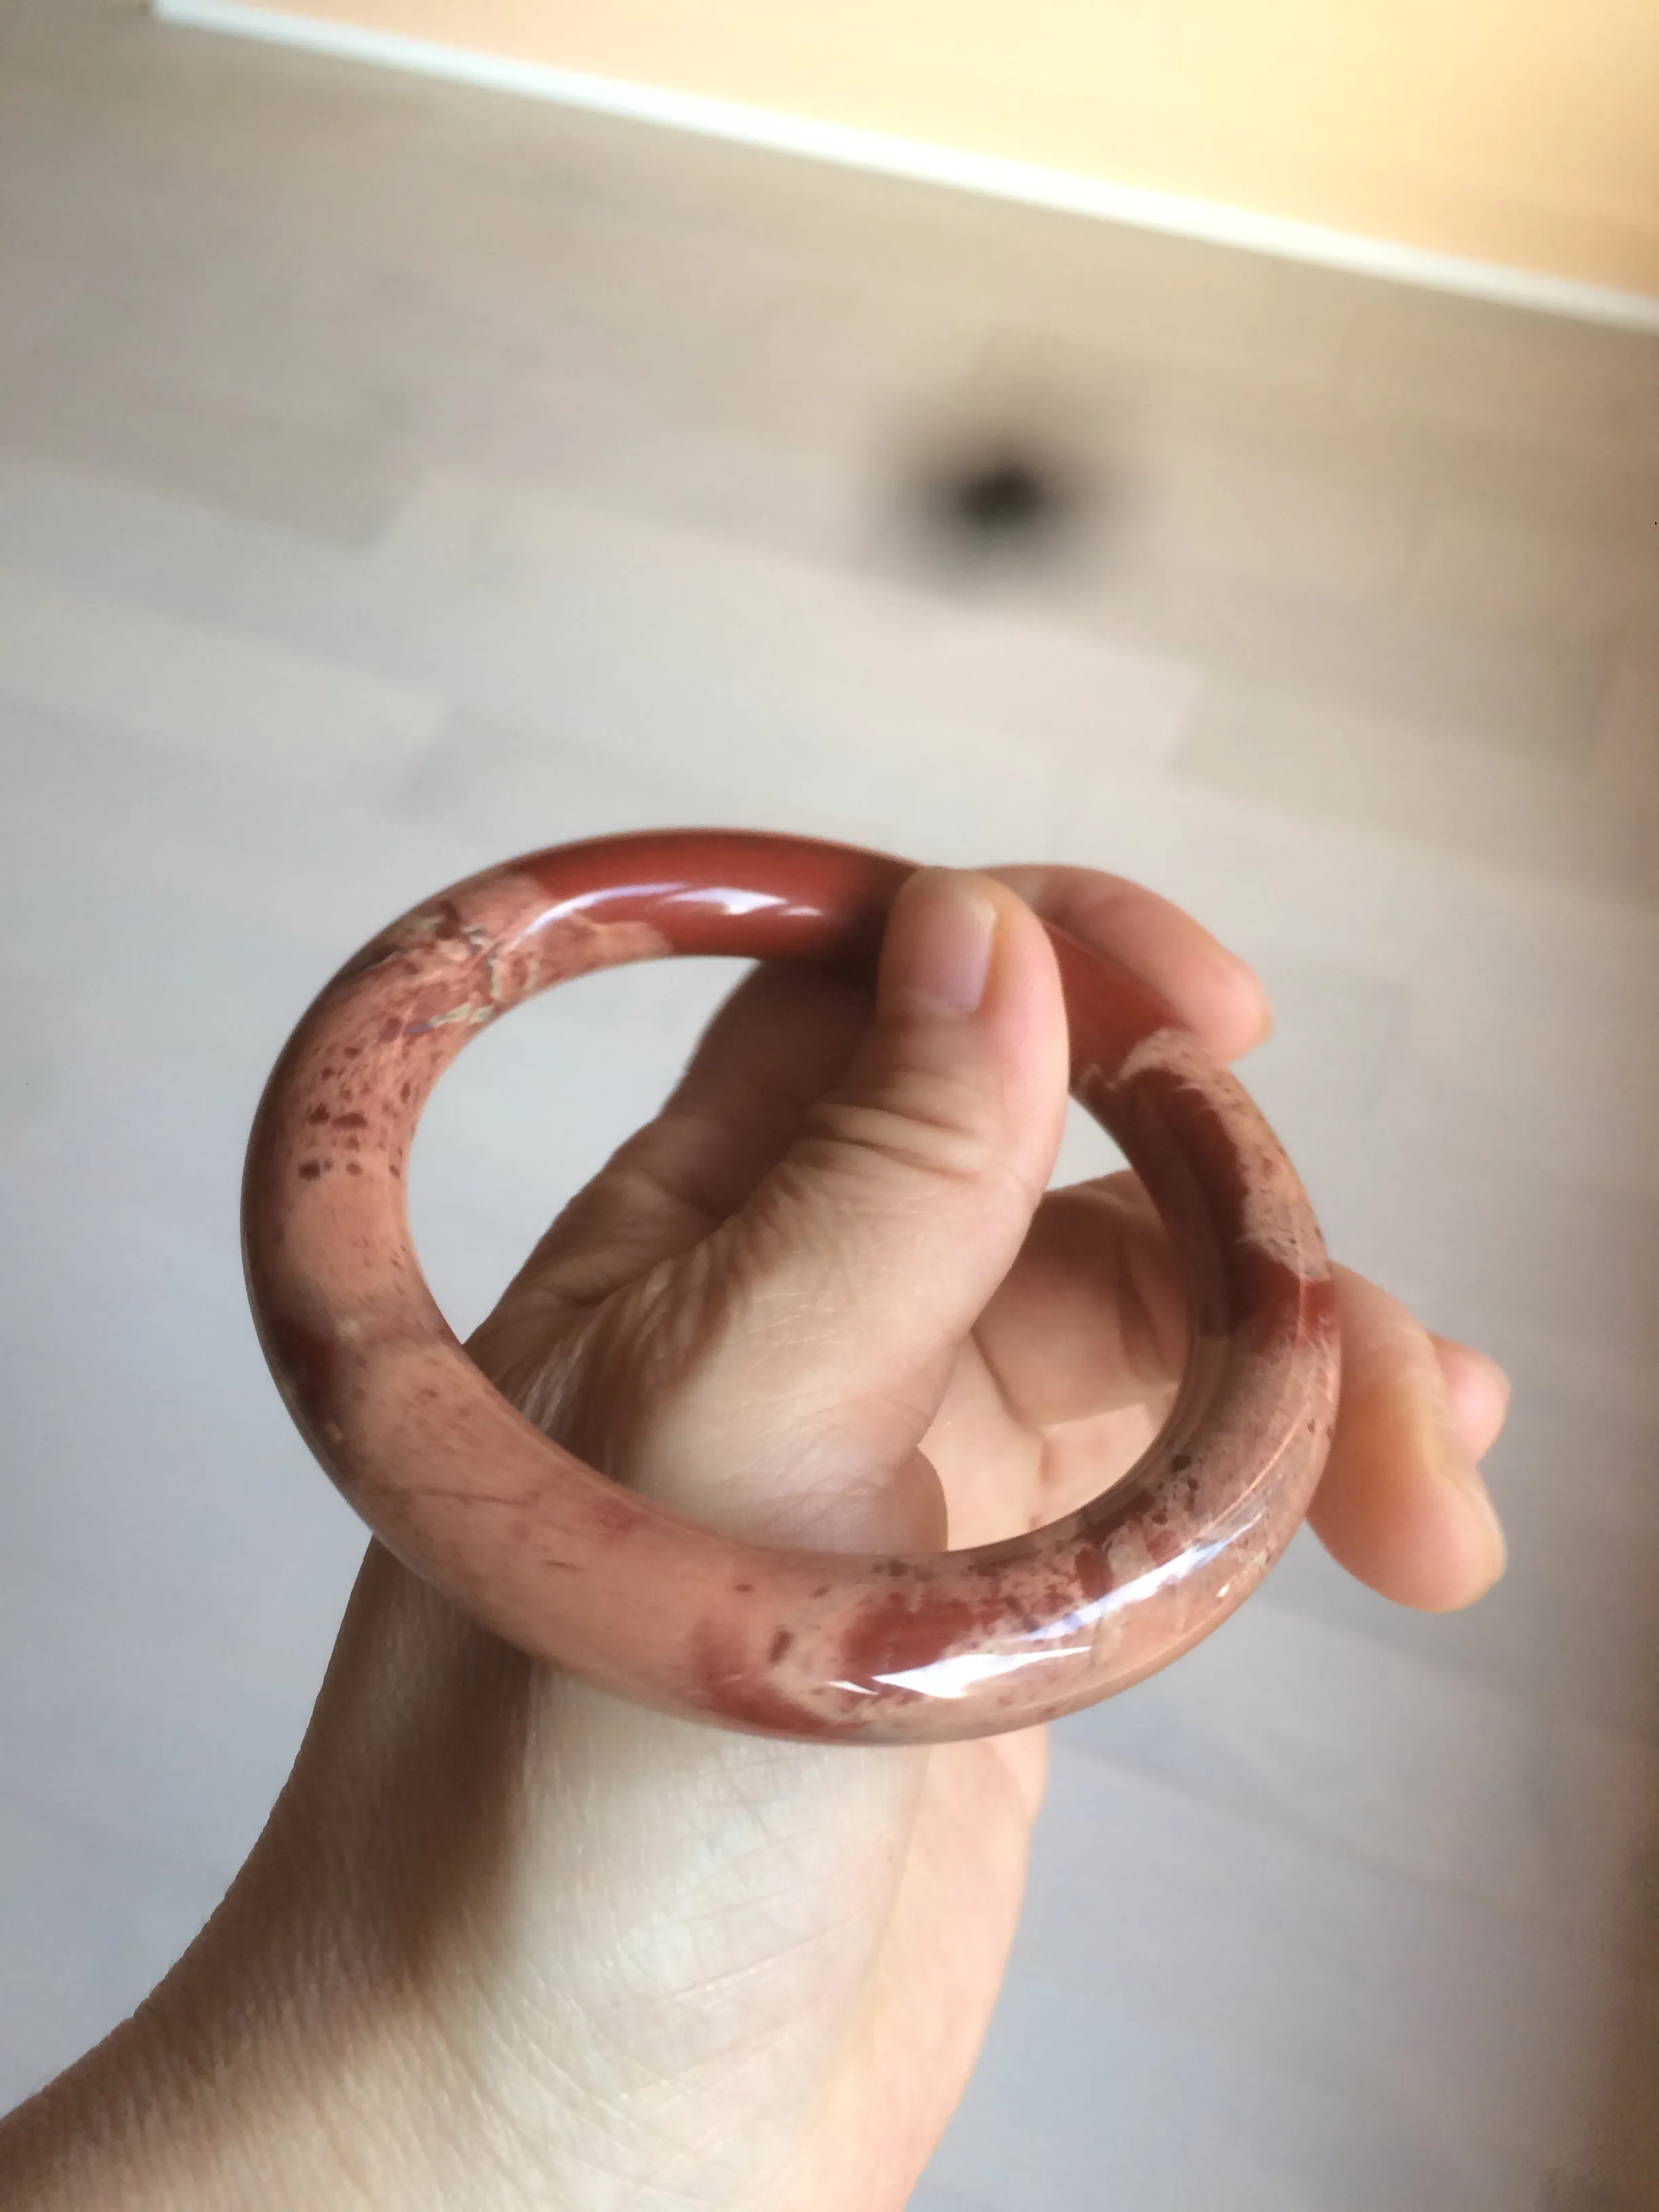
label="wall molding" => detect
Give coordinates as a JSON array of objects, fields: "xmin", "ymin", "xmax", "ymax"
[{"xmin": 153, "ymin": 0, "xmax": 1659, "ymax": 335}]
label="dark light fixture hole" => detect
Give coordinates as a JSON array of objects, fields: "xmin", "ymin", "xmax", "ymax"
[
  {"xmin": 917, "ymin": 438, "xmax": 1086, "ymax": 561},
  {"xmin": 951, "ymin": 455, "xmax": 1055, "ymax": 534}
]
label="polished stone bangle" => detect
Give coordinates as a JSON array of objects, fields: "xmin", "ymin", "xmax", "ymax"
[{"xmin": 243, "ymin": 830, "xmax": 1339, "ymax": 1743}]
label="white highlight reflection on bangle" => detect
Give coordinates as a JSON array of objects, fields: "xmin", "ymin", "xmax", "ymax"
[{"xmin": 873, "ymin": 1645, "xmax": 1093, "ymax": 1700}]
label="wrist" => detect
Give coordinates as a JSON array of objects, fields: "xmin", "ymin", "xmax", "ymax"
[
  {"xmin": 0, "ymin": 1830, "xmax": 503, "ymax": 2212},
  {"xmin": 0, "ymin": 1770, "xmax": 757, "ymax": 2212}
]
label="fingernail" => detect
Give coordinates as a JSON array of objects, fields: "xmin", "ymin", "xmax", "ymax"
[
  {"xmin": 1238, "ymin": 968, "xmax": 1275, "ymax": 1050},
  {"xmin": 882, "ymin": 870, "xmax": 998, "ymax": 1019},
  {"xmin": 1438, "ymin": 1439, "xmax": 1509, "ymax": 1578},
  {"xmin": 1472, "ymin": 1349, "xmax": 1511, "ymax": 1418},
  {"xmin": 1431, "ymin": 1334, "xmax": 1512, "ymax": 1469}
]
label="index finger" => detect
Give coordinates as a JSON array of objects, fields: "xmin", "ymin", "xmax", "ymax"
[{"xmin": 990, "ymin": 865, "xmax": 1272, "ymax": 1063}]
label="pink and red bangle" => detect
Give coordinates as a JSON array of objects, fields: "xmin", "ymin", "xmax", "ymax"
[{"xmin": 242, "ymin": 832, "xmax": 1339, "ymax": 1743}]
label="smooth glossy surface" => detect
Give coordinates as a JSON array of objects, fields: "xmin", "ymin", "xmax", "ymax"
[{"xmin": 243, "ymin": 832, "xmax": 1340, "ymax": 1741}]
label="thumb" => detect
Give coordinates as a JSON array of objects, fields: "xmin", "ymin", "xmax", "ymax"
[{"xmin": 626, "ymin": 868, "xmax": 1070, "ymax": 1544}]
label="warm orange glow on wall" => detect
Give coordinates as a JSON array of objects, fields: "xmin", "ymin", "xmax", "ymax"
[{"xmin": 219, "ymin": 0, "xmax": 1659, "ymax": 294}]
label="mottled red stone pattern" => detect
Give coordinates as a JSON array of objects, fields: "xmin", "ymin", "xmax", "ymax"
[
  {"xmin": 840, "ymin": 1588, "xmax": 1002, "ymax": 1683},
  {"xmin": 244, "ymin": 832, "xmax": 1340, "ymax": 1745},
  {"xmin": 688, "ymin": 1619, "xmax": 846, "ymax": 1741}
]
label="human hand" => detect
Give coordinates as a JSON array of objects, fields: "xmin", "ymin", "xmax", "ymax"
[{"xmin": 0, "ymin": 866, "xmax": 1507, "ymax": 2212}]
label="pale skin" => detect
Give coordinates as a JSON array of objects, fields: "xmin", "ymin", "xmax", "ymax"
[{"xmin": 0, "ymin": 866, "xmax": 1508, "ymax": 2211}]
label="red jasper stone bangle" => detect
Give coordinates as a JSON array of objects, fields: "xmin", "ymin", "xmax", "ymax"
[{"xmin": 243, "ymin": 831, "xmax": 1339, "ymax": 1743}]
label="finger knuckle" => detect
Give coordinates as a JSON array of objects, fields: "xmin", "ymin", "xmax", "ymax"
[{"xmin": 800, "ymin": 1075, "xmax": 1000, "ymax": 1190}]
